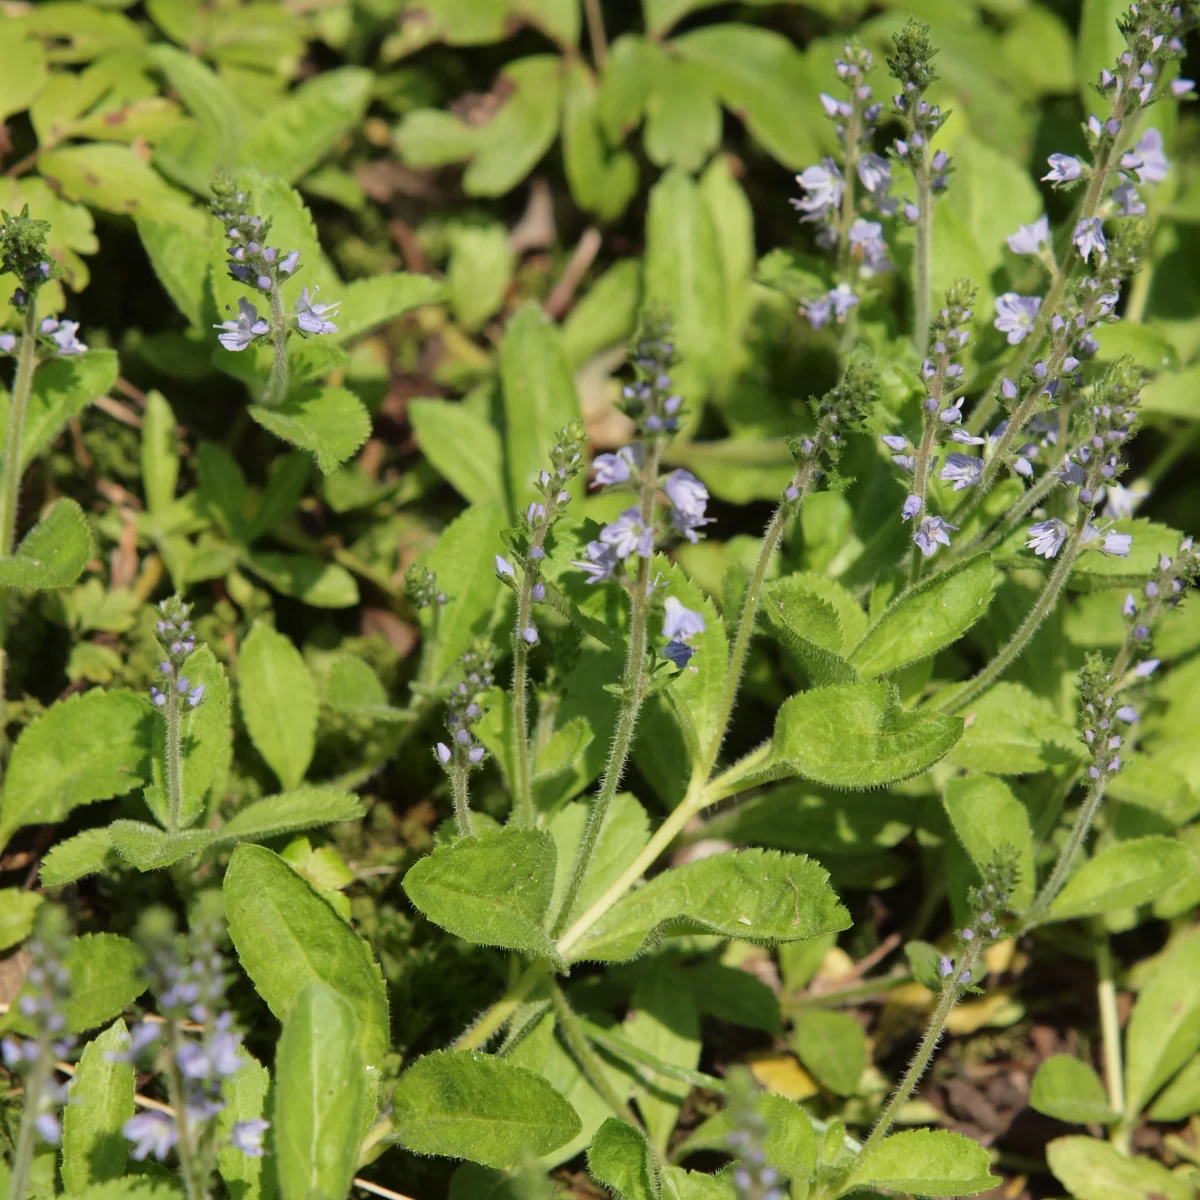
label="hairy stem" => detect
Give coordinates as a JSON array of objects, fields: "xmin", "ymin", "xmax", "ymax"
[
  {"xmin": 1019, "ymin": 773, "xmax": 1108, "ymax": 932},
  {"xmin": 858, "ymin": 937, "xmax": 984, "ymax": 1159},
  {"xmin": 912, "ymin": 164, "xmax": 934, "ymax": 355},
  {"xmin": 8, "ymin": 1032, "xmax": 52, "ymax": 1200},
  {"xmin": 940, "ymin": 505, "xmax": 1089, "ymax": 715},
  {"xmin": 962, "ymin": 461, "xmax": 1062, "ymax": 559},
  {"xmin": 163, "ymin": 1020, "xmax": 205, "ymax": 1200},
  {"xmin": 450, "ymin": 758, "xmax": 473, "ymax": 838},
  {"xmin": 552, "ymin": 440, "xmax": 660, "ymax": 936},
  {"xmin": 551, "ymin": 983, "xmax": 644, "ymax": 1131},
  {"xmin": 454, "ymin": 961, "xmax": 550, "ymax": 1051},
  {"xmin": 0, "ymin": 301, "xmax": 38, "ymax": 735},
  {"xmin": 906, "ymin": 406, "xmax": 940, "ymax": 584},
  {"xmin": 265, "ymin": 283, "xmax": 288, "ymax": 407},
  {"xmin": 699, "ymin": 458, "xmax": 819, "ymax": 782},
  {"xmin": 165, "ymin": 665, "xmax": 185, "ymax": 833}
]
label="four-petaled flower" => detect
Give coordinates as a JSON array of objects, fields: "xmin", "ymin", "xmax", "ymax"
[
  {"xmin": 295, "ymin": 286, "xmax": 339, "ymax": 335},
  {"xmin": 914, "ymin": 516, "xmax": 956, "ymax": 558},
  {"xmin": 231, "ymin": 1118, "xmax": 270, "ymax": 1158},
  {"xmin": 665, "ymin": 469, "xmax": 712, "ymax": 543},
  {"xmin": 39, "ymin": 317, "xmax": 86, "ymax": 356},
  {"xmin": 1082, "ymin": 523, "xmax": 1131, "ymax": 556},
  {"xmin": 123, "ymin": 1111, "xmax": 178, "ymax": 1162},
  {"xmin": 572, "ymin": 540, "xmax": 620, "ymax": 584},
  {"xmin": 791, "ymin": 160, "xmax": 844, "ymax": 221},
  {"xmin": 1123, "ymin": 128, "xmax": 1169, "ymax": 185},
  {"xmin": 663, "ymin": 596, "xmax": 706, "ymax": 642},
  {"xmin": 802, "ymin": 285, "xmax": 858, "ymax": 330},
  {"xmin": 993, "ymin": 293, "xmax": 1041, "ymax": 344},
  {"xmin": 1026, "ymin": 518, "xmax": 1066, "ymax": 558},
  {"xmin": 939, "ymin": 453, "xmax": 983, "ymax": 491},
  {"xmin": 600, "ymin": 508, "xmax": 655, "ymax": 559},
  {"xmin": 592, "ymin": 446, "xmax": 638, "ymax": 487},
  {"xmin": 214, "ymin": 298, "xmax": 269, "ymax": 352}
]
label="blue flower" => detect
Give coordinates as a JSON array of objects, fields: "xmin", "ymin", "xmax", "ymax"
[
  {"xmin": 1082, "ymin": 523, "xmax": 1131, "ymax": 556},
  {"xmin": 913, "ymin": 516, "xmax": 955, "ymax": 558},
  {"xmin": 214, "ymin": 298, "xmax": 269, "ymax": 352},
  {"xmin": 993, "ymin": 293, "xmax": 1041, "ymax": 344},
  {"xmin": 662, "ymin": 639, "xmax": 695, "ymax": 669},
  {"xmin": 939, "ymin": 453, "xmax": 983, "ymax": 491},
  {"xmin": 665, "ymin": 469, "xmax": 712, "ymax": 543},
  {"xmin": 592, "ymin": 446, "xmax": 636, "ymax": 487},
  {"xmin": 848, "ymin": 219, "xmax": 891, "ymax": 275},
  {"xmin": 791, "ymin": 160, "xmax": 844, "ymax": 221},
  {"xmin": 856, "ymin": 153, "xmax": 891, "ymax": 195},
  {"xmin": 231, "ymin": 1118, "xmax": 270, "ymax": 1157},
  {"xmin": 1042, "ymin": 154, "xmax": 1082, "ymax": 184},
  {"xmin": 124, "ymin": 1111, "xmax": 178, "ymax": 1162},
  {"xmin": 1026, "ymin": 518, "xmax": 1066, "ymax": 558},
  {"xmin": 663, "ymin": 596, "xmax": 706, "ymax": 641},
  {"xmin": 0, "ymin": 333, "xmax": 14, "ymax": 354},
  {"xmin": 1072, "ymin": 217, "xmax": 1107, "ymax": 266},
  {"xmin": 901, "ymin": 494, "xmax": 922, "ymax": 521},
  {"xmin": 600, "ymin": 508, "xmax": 654, "ymax": 559},
  {"xmin": 39, "ymin": 317, "xmax": 86, "ymax": 356},
  {"xmin": 295, "ymin": 286, "xmax": 339, "ymax": 335},
  {"xmin": 1111, "ymin": 181, "xmax": 1145, "ymax": 216},
  {"xmin": 1123, "ymin": 128, "xmax": 1169, "ymax": 184},
  {"xmin": 571, "ymin": 539, "xmax": 620, "ymax": 583},
  {"xmin": 802, "ymin": 284, "xmax": 857, "ymax": 330},
  {"xmin": 495, "ymin": 555, "xmax": 515, "ymax": 577},
  {"xmin": 1006, "ymin": 215, "xmax": 1050, "ymax": 257}
]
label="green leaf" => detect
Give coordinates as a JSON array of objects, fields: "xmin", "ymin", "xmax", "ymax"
[
  {"xmin": 4, "ymin": 934, "xmax": 145, "ymax": 1037},
  {"xmin": 0, "ymin": 689, "xmax": 153, "ymax": 850},
  {"xmin": 17, "ymin": 350, "xmax": 119, "ymax": 471},
  {"xmin": 332, "ymin": 272, "xmax": 448, "ymax": 344},
  {"xmin": 422, "ymin": 502, "xmax": 506, "ymax": 682},
  {"xmin": 562, "ymin": 259, "xmax": 641, "ymax": 368},
  {"xmin": 224, "ymin": 843, "xmax": 390, "ymax": 1066},
  {"xmin": 1001, "ymin": 6, "xmax": 1077, "ymax": 95},
  {"xmin": 1148, "ymin": 1054, "xmax": 1200, "ymax": 1122},
  {"xmin": 136, "ymin": 209, "xmax": 210, "ymax": 328},
  {"xmin": 448, "ymin": 222, "xmax": 515, "ymax": 332},
  {"xmin": 1045, "ymin": 836, "xmax": 1196, "ymax": 924},
  {"xmin": 394, "ymin": 108, "xmax": 479, "ymax": 168},
  {"xmin": 108, "ymin": 821, "xmax": 216, "ymax": 871},
  {"xmin": 643, "ymin": 168, "xmax": 728, "ymax": 406},
  {"xmin": 791, "ymin": 1010, "xmax": 866, "ymax": 1096},
  {"xmin": 243, "ymin": 551, "xmax": 360, "ymax": 609},
  {"xmin": 0, "ymin": 35, "xmax": 47, "ymax": 120},
  {"xmin": 1047, "ymin": 1134, "xmax": 1193, "ymax": 1200},
  {"xmin": 40, "ymin": 828, "xmax": 121, "ymax": 889},
  {"xmin": 733, "ymin": 682, "xmax": 962, "ymax": 793},
  {"xmin": 1077, "ymin": 0, "xmax": 1128, "ymax": 114},
  {"xmin": 243, "ymin": 67, "xmax": 371, "ymax": 182},
  {"xmin": 141, "ymin": 391, "xmax": 180, "ymax": 514},
  {"xmin": 588, "ymin": 1118, "xmax": 657, "ymax": 1200},
  {"xmin": 215, "ymin": 1055, "xmax": 275, "ymax": 1200},
  {"xmin": 410, "ymin": 399, "xmax": 506, "ymax": 508},
  {"xmin": 249, "ymin": 386, "xmax": 371, "ymax": 475},
  {"xmin": 945, "ymin": 682, "xmax": 1084, "ymax": 775},
  {"xmin": 941, "ymin": 775, "xmax": 1035, "ymax": 911},
  {"xmin": 215, "ymin": 787, "xmax": 364, "ymax": 848},
  {"xmin": 325, "ymin": 658, "xmax": 409, "ymax": 723},
  {"xmin": 685, "ymin": 962, "xmax": 781, "ymax": 1034},
  {"xmin": 1030, "ymin": 1056, "xmax": 1117, "ymax": 1125},
  {"xmin": 274, "ymin": 983, "xmax": 368, "ymax": 1200},
  {"xmin": 849, "ymin": 555, "xmax": 996, "ymax": 679},
  {"xmin": 562, "ymin": 61, "xmax": 638, "ymax": 223},
  {"xmin": 838, "ymin": 1129, "xmax": 1001, "ymax": 1197},
  {"xmin": 672, "ymin": 26, "xmax": 821, "ymax": 170},
  {"xmin": 570, "ymin": 848, "xmax": 849, "ymax": 964},
  {"xmin": 762, "ymin": 574, "xmax": 859, "ymax": 685},
  {"xmin": 660, "ymin": 1166, "xmax": 734, "ymax": 1199},
  {"xmin": 0, "ymin": 499, "xmax": 91, "ymax": 591},
  {"xmin": 1124, "ymin": 936, "xmax": 1200, "ymax": 1118},
  {"xmin": 61, "ymin": 1021, "xmax": 134, "ymax": 1194},
  {"xmin": 463, "ymin": 57, "xmax": 563, "ymax": 196},
  {"xmin": 403, "ymin": 827, "xmax": 560, "ymax": 961},
  {"xmin": 643, "ymin": 59, "xmax": 721, "ymax": 173},
  {"xmin": 389, "ymin": 1049, "xmax": 582, "ymax": 1168},
  {"xmin": 499, "ymin": 302, "xmax": 583, "ymax": 511},
  {"xmin": 0, "ymin": 890, "xmax": 42, "ymax": 953},
  {"xmin": 145, "ymin": 43, "xmax": 241, "ymax": 151},
  {"xmin": 237, "ymin": 621, "xmax": 318, "ymax": 791},
  {"xmin": 39, "ymin": 143, "xmax": 191, "ymax": 219}
]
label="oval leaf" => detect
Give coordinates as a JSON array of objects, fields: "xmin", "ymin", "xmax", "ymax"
[
  {"xmin": 389, "ymin": 1049, "xmax": 582, "ymax": 1169},
  {"xmin": 838, "ymin": 1129, "xmax": 1000, "ymax": 1197},
  {"xmin": 0, "ymin": 498, "xmax": 93, "ymax": 591}
]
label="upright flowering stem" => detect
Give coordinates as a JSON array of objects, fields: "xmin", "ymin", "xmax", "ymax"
[
  {"xmin": 265, "ymin": 281, "xmax": 289, "ymax": 408},
  {"xmin": 912, "ymin": 165, "xmax": 934, "ymax": 354},
  {"xmin": 163, "ymin": 1019, "xmax": 205, "ymax": 1200},
  {"xmin": 0, "ymin": 299, "xmax": 36, "ymax": 725},
  {"xmin": 432, "ymin": 641, "xmax": 495, "ymax": 837},
  {"xmin": 906, "ymin": 407, "xmax": 939, "ymax": 584},
  {"xmin": 165, "ymin": 667, "xmax": 185, "ymax": 832},
  {"xmin": 510, "ymin": 569, "xmax": 537, "ymax": 827},
  {"xmin": 553, "ymin": 436, "xmax": 660, "ymax": 936},
  {"xmin": 449, "ymin": 758, "xmax": 473, "ymax": 838},
  {"xmin": 8, "ymin": 1031, "xmax": 52, "ymax": 1200},
  {"xmin": 702, "ymin": 448, "xmax": 821, "ymax": 783},
  {"xmin": 856, "ymin": 937, "xmax": 983, "ymax": 1165},
  {"xmin": 942, "ymin": 505, "xmax": 1090, "ymax": 715}
]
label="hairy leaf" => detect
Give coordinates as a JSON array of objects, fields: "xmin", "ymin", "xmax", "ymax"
[
  {"xmin": 588, "ymin": 1119, "xmax": 657, "ymax": 1200},
  {"xmin": 0, "ymin": 499, "xmax": 92, "ymax": 591},
  {"xmin": 215, "ymin": 788, "xmax": 364, "ymax": 847},
  {"xmin": 1045, "ymin": 836, "xmax": 1195, "ymax": 924},
  {"xmin": 249, "ymin": 386, "xmax": 371, "ymax": 475},
  {"xmin": 837, "ymin": 1128, "xmax": 1000, "ymax": 1197},
  {"xmin": 410, "ymin": 398, "xmax": 506, "ymax": 508},
  {"xmin": 61, "ymin": 1021, "xmax": 134, "ymax": 1194},
  {"xmin": 0, "ymin": 889, "xmax": 42, "ymax": 953},
  {"xmin": 942, "ymin": 775, "xmax": 1035, "ymax": 911},
  {"xmin": 1030, "ymin": 1056, "xmax": 1117, "ymax": 1125},
  {"xmin": 274, "ymin": 983, "xmax": 368, "ymax": 1200},
  {"xmin": 389, "ymin": 1050, "xmax": 582, "ymax": 1168},
  {"xmin": 224, "ymin": 844, "xmax": 389, "ymax": 1065},
  {"xmin": 1047, "ymin": 1134, "xmax": 1192, "ymax": 1200}
]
